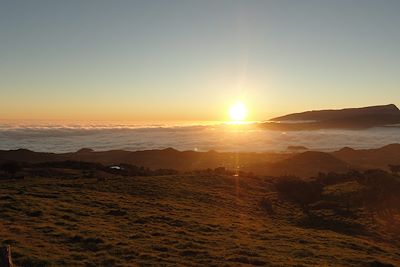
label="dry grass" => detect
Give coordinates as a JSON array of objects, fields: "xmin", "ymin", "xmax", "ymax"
[{"xmin": 0, "ymin": 175, "xmax": 399, "ymax": 266}]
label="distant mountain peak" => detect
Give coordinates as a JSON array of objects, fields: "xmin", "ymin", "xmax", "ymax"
[
  {"xmin": 76, "ymin": 148, "xmax": 94, "ymax": 153},
  {"xmin": 337, "ymin": 147, "xmax": 355, "ymax": 153},
  {"xmin": 386, "ymin": 103, "xmax": 400, "ymax": 111}
]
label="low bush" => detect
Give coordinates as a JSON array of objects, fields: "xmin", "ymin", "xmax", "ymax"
[{"xmin": 275, "ymin": 176, "xmax": 323, "ymax": 211}]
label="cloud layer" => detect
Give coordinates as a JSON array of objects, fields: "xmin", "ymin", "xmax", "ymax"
[{"xmin": 0, "ymin": 123, "xmax": 399, "ymax": 153}]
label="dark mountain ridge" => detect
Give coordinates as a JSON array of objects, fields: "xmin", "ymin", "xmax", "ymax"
[
  {"xmin": 262, "ymin": 104, "xmax": 400, "ymax": 130},
  {"xmin": 271, "ymin": 104, "xmax": 400, "ymax": 122},
  {"xmin": 0, "ymin": 147, "xmax": 287, "ymax": 172},
  {"xmin": 1, "ymin": 144, "xmax": 400, "ymax": 177}
]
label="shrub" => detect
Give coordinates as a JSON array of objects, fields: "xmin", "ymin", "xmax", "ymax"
[
  {"xmin": 1, "ymin": 162, "xmax": 21, "ymax": 177},
  {"xmin": 388, "ymin": 164, "xmax": 400, "ymax": 174},
  {"xmin": 275, "ymin": 176, "xmax": 323, "ymax": 211},
  {"xmin": 317, "ymin": 170, "xmax": 362, "ymax": 186},
  {"xmin": 260, "ymin": 197, "xmax": 274, "ymax": 214}
]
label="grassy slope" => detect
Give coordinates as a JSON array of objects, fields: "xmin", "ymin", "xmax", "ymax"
[{"xmin": 0, "ymin": 175, "xmax": 399, "ymax": 266}]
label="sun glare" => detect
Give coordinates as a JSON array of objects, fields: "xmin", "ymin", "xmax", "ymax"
[{"xmin": 229, "ymin": 101, "xmax": 247, "ymax": 122}]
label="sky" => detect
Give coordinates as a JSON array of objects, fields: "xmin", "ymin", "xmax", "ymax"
[{"xmin": 1, "ymin": 0, "xmax": 400, "ymax": 122}]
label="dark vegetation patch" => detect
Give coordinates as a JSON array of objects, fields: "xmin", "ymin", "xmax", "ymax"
[
  {"xmin": 67, "ymin": 235, "xmax": 105, "ymax": 252},
  {"xmin": 275, "ymin": 176, "xmax": 323, "ymax": 211},
  {"xmin": 106, "ymin": 209, "xmax": 127, "ymax": 216},
  {"xmin": 298, "ymin": 213, "xmax": 366, "ymax": 235},
  {"xmin": 273, "ymin": 170, "xmax": 400, "ymax": 238},
  {"xmin": 133, "ymin": 215, "xmax": 187, "ymax": 227},
  {"xmin": 229, "ymin": 256, "xmax": 267, "ymax": 266},
  {"xmin": 14, "ymin": 256, "xmax": 50, "ymax": 267},
  {"xmin": 260, "ymin": 197, "xmax": 275, "ymax": 215},
  {"xmin": 26, "ymin": 210, "xmax": 43, "ymax": 217},
  {"xmin": 0, "ymin": 195, "xmax": 15, "ymax": 201},
  {"xmin": 366, "ymin": 260, "xmax": 396, "ymax": 267}
]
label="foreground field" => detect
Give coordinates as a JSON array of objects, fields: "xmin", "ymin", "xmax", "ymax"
[{"xmin": 0, "ymin": 175, "xmax": 399, "ymax": 266}]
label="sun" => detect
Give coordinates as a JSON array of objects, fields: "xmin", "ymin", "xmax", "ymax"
[{"xmin": 229, "ymin": 101, "xmax": 247, "ymax": 122}]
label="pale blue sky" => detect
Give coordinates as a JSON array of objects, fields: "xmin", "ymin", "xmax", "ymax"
[{"xmin": 1, "ymin": 0, "xmax": 399, "ymax": 121}]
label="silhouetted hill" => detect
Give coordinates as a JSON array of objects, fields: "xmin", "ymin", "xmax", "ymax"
[
  {"xmin": 0, "ymin": 149, "xmax": 66, "ymax": 163},
  {"xmin": 247, "ymin": 151, "xmax": 350, "ymax": 177},
  {"xmin": 263, "ymin": 104, "xmax": 400, "ymax": 130},
  {"xmin": 65, "ymin": 148, "xmax": 289, "ymax": 171},
  {"xmin": 76, "ymin": 148, "xmax": 95, "ymax": 153},
  {"xmin": 1, "ymin": 144, "xmax": 400, "ymax": 177},
  {"xmin": 333, "ymin": 143, "xmax": 400, "ymax": 170},
  {"xmin": 271, "ymin": 104, "xmax": 400, "ymax": 121},
  {"xmin": 0, "ymin": 148, "xmax": 287, "ymax": 172}
]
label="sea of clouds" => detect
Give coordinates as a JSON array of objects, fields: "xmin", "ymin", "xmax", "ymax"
[{"xmin": 0, "ymin": 122, "xmax": 399, "ymax": 153}]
